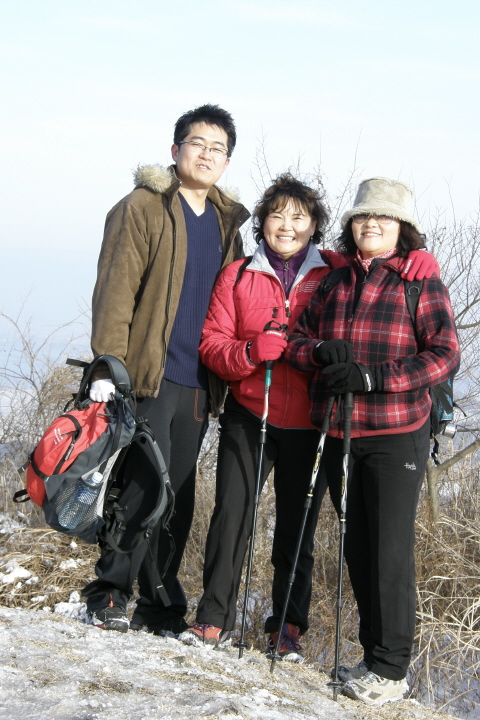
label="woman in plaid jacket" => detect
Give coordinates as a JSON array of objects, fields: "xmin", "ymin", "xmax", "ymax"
[{"xmin": 286, "ymin": 177, "xmax": 460, "ymax": 706}]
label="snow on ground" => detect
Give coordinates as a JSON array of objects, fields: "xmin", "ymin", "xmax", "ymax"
[{"xmin": 0, "ymin": 603, "xmax": 461, "ymax": 720}]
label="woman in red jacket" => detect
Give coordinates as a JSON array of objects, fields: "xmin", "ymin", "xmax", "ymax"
[
  {"xmin": 286, "ymin": 177, "xmax": 460, "ymax": 703},
  {"xmin": 179, "ymin": 174, "xmax": 438, "ymax": 660}
]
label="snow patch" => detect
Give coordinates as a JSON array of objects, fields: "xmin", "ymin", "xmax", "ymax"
[
  {"xmin": 58, "ymin": 558, "xmax": 80, "ymax": 570},
  {"xmin": 54, "ymin": 590, "xmax": 87, "ymax": 621},
  {"xmin": 0, "ymin": 606, "xmax": 461, "ymax": 720},
  {"xmin": 0, "ymin": 513, "xmax": 24, "ymax": 534},
  {"xmin": 0, "ymin": 561, "xmax": 32, "ymax": 584}
]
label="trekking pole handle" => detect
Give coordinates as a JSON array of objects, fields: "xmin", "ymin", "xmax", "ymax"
[
  {"xmin": 264, "ymin": 360, "xmax": 275, "ymax": 371},
  {"xmin": 321, "ymin": 395, "xmax": 336, "ymax": 434},
  {"xmin": 342, "ymin": 392, "xmax": 354, "ymax": 455},
  {"xmin": 263, "ymin": 360, "xmax": 274, "ymax": 392}
]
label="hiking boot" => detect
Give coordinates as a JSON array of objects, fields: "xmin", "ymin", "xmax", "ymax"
[
  {"xmin": 130, "ymin": 617, "xmax": 190, "ymax": 639},
  {"xmin": 330, "ymin": 659, "xmax": 370, "ymax": 684},
  {"xmin": 265, "ymin": 623, "xmax": 303, "ymax": 662},
  {"xmin": 86, "ymin": 594, "xmax": 129, "ymax": 633},
  {"xmin": 129, "ymin": 622, "xmax": 154, "ymax": 634},
  {"xmin": 342, "ymin": 671, "xmax": 408, "ymax": 706},
  {"xmin": 178, "ymin": 622, "xmax": 231, "ymax": 647}
]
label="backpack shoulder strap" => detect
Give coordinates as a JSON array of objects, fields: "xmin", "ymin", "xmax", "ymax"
[
  {"xmin": 320, "ymin": 266, "xmax": 351, "ymax": 301},
  {"xmin": 134, "ymin": 421, "xmax": 173, "ymax": 530},
  {"xmin": 234, "ymin": 256, "xmax": 253, "ymax": 288},
  {"xmin": 403, "ymin": 279, "xmax": 423, "ymax": 346},
  {"xmin": 404, "ymin": 279, "xmax": 423, "ymax": 322},
  {"xmin": 99, "ymin": 420, "xmax": 174, "ymax": 606}
]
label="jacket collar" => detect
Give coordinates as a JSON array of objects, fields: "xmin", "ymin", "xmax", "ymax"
[
  {"xmin": 249, "ymin": 240, "xmax": 328, "ymax": 288},
  {"xmin": 348, "ymin": 252, "xmax": 405, "ymax": 274},
  {"xmin": 367, "ymin": 254, "xmax": 404, "ymax": 274},
  {"xmin": 133, "ymin": 163, "xmax": 250, "ymax": 227},
  {"xmin": 133, "ymin": 163, "xmax": 244, "ymax": 204}
]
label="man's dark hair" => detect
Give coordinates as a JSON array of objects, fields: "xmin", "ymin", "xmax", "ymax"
[
  {"xmin": 174, "ymin": 104, "xmax": 237, "ymax": 157},
  {"xmin": 252, "ymin": 173, "xmax": 329, "ymax": 245},
  {"xmin": 336, "ymin": 219, "xmax": 426, "ymax": 258}
]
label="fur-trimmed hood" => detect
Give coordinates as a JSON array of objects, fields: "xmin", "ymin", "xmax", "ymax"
[
  {"xmin": 133, "ymin": 163, "xmax": 174, "ymax": 194},
  {"xmin": 133, "ymin": 163, "xmax": 241, "ymax": 203}
]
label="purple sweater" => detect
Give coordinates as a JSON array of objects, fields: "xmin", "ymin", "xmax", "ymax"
[{"xmin": 264, "ymin": 242, "xmax": 310, "ymax": 297}]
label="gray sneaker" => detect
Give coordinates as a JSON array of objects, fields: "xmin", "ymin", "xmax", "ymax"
[
  {"xmin": 330, "ymin": 659, "xmax": 370, "ymax": 683},
  {"xmin": 342, "ymin": 671, "xmax": 408, "ymax": 706}
]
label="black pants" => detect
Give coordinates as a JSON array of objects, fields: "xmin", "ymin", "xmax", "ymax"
[
  {"xmin": 322, "ymin": 418, "xmax": 430, "ymax": 680},
  {"xmin": 195, "ymin": 394, "xmax": 326, "ymax": 634},
  {"xmin": 83, "ymin": 378, "xmax": 208, "ymax": 629}
]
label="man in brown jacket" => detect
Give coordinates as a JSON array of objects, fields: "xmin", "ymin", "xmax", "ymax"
[{"xmin": 83, "ymin": 104, "xmax": 249, "ymax": 635}]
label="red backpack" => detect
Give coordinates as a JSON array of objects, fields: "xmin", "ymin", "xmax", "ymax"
[
  {"xmin": 25, "ymin": 402, "xmax": 111, "ymax": 506},
  {"xmin": 14, "ymin": 356, "xmax": 174, "ymax": 557}
]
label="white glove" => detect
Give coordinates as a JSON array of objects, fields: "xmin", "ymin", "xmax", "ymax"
[{"xmin": 89, "ymin": 378, "xmax": 115, "ymax": 403}]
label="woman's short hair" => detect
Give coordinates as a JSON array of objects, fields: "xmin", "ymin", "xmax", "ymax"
[
  {"xmin": 252, "ymin": 174, "xmax": 329, "ymax": 244},
  {"xmin": 336, "ymin": 218, "xmax": 426, "ymax": 258}
]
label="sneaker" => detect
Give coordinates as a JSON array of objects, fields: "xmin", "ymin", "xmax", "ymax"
[
  {"xmin": 330, "ymin": 659, "xmax": 370, "ymax": 684},
  {"xmin": 342, "ymin": 671, "xmax": 408, "ymax": 706},
  {"xmin": 86, "ymin": 594, "xmax": 129, "ymax": 633},
  {"xmin": 178, "ymin": 622, "xmax": 231, "ymax": 647},
  {"xmin": 265, "ymin": 623, "xmax": 303, "ymax": 662}
]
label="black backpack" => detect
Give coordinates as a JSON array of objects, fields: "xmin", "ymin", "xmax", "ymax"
[
  {"xmin": 404, "ymin": 280, "xmax": 458, "ymax": 463},
  {"xmin": 320, "ymin": 268, "xmax": 457, "ymax": 463}
]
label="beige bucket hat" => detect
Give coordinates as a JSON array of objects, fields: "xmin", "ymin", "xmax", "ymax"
[{"xmin": 341, "ymin": 177, "xmax": 423, "ymax": 234}]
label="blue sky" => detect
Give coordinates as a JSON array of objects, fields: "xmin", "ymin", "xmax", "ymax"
[{"xmin": 2, "ymin": 0, "xmax": 479, "ymax": 348}]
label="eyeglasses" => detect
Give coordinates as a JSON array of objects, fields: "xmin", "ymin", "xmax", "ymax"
[
  {"xmin": 178, "ymin": 140, "xmax": 228, "ymax": 157},
  {"xmin": 352, "ymin": 214, "xmax": 394, "ymax": 225}
]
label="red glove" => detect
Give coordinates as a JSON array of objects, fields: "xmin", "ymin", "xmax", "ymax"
[
  {"xmin": 401, "ymin": 250, "xmax": 440, "ymax": 281},
  {"xmin": 248, "ymin": 330, "xmax": 288, "ymax": 365}
]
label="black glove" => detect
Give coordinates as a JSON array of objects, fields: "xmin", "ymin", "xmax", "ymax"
[
  {"xmin": 321, "ymin": 362, "xmax": 376, "ymax": 394},
  {"xmin": 313, "ymin": 339, "xmax": 354, "ymax": 365}
]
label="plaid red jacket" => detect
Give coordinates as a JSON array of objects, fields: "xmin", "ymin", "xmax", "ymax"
[{"xmin": 285, "ymin": 256, "xmax": 460, "ymax": 437}]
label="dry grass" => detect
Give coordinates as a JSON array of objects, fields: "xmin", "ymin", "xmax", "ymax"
[
  {"xmin": 2, "ymin": 426, "xmax": 480, "ymax": 717},
  {"xmin": 0, "ymin": 520, "xmax": 98, "ymax": 609}
]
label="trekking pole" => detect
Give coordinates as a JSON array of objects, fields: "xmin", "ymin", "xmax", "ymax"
[
  {"xmin": 327, "ymin": 392, "xmax": 354, "ymax": 701},
  {"xmin": 270, "ymin": 394, "xmax": 336, "ymax": 673},
  {"xmin": 237, "ymin": 359, "xmax": 274, "ymax": 659}
]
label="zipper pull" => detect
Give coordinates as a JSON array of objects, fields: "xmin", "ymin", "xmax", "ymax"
[
  {"xmin": 272, "ymin": 307, "xmax": 278, "ymax": 318},
  {"xmin": 285, "ymin": 299, "xmax": 291, "ymax": 317}
]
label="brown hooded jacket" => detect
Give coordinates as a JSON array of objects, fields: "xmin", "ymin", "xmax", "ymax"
[{"xmin": 91, "ymin": 164, "xmax": 249, "ymax": 415}]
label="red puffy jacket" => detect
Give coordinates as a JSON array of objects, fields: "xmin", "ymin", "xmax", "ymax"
[{"xmin": 200, "ymin": 243, "xmax": 346, "ymax": 428}]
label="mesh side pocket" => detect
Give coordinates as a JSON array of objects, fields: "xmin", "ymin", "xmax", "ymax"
[
  {"xmin": 81, "ymin": 495, "xmax": 102, "ymax": 525},
  {"xmin": 54, "ymin": 481, "xmax": 78, "ymax": 515},
  {"xmin": 55, "ymin": 479, "xmax": 102, "ymax": 530}
]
